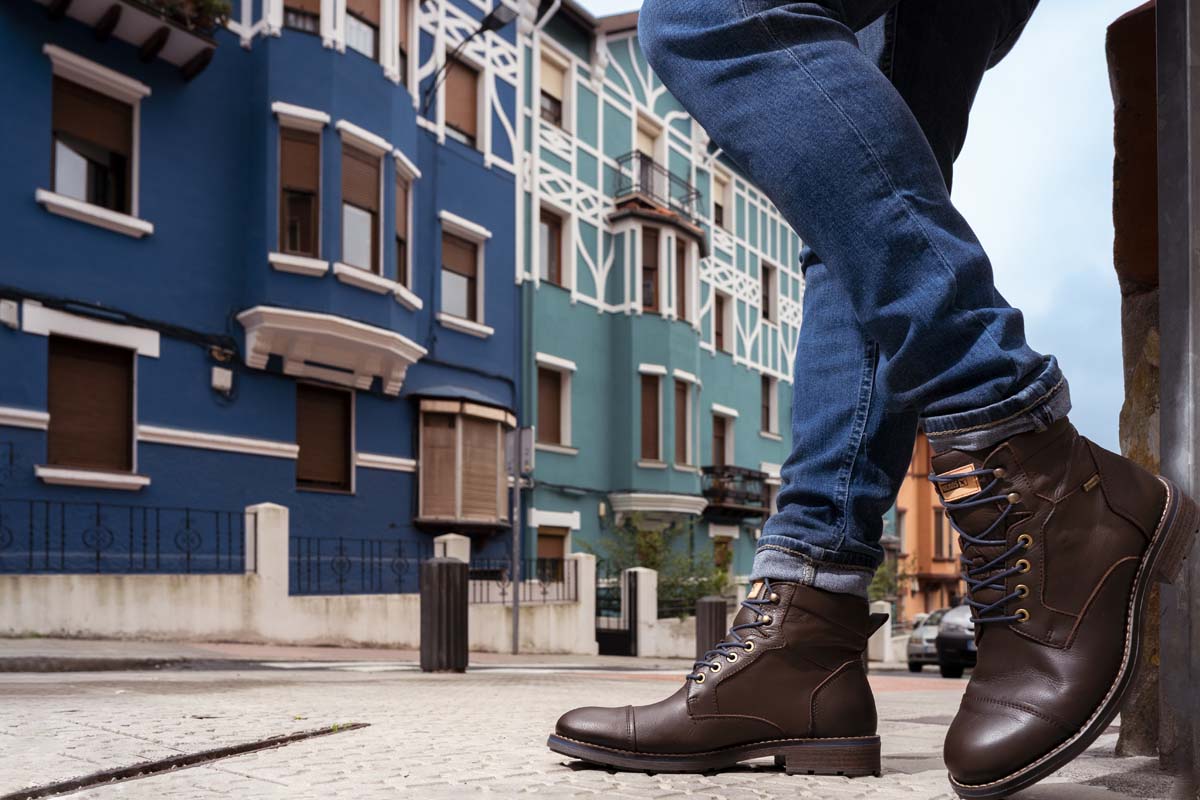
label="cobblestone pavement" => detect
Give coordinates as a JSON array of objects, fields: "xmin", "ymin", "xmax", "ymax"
[{"xmin": 0, "ymin": 663, "xmax": 1177, "ymax": 799}]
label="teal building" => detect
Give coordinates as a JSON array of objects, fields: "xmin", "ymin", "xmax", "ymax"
[{"xmin": 516, "ymin": 3, "xmax": 804, "ymax": 581}]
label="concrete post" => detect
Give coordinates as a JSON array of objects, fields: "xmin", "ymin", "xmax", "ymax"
[
  {"xmin": 867, "ymin": 600, "xmax": 893, "ymax": 663},
  {"xmin": 625, "ymin": 566, "xmax": 657, "ymax": 658},
  {"xmin": 568, "ymin": 553, "xmax": 599, "ymax": 655},
  {"xmin": 245, "ymin": 503, "xmax": 288, "ymax": 595},
  {"xmin": 433, "ymin": 533, "xmax": 471, "ymax": 563}
]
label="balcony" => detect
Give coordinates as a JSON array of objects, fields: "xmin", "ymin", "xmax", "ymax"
[
  {"xmin": 701, "ymin": 465, "xmax": 769, "ymax": 522},
  {"xmin": 613, "ymin": 151, "xmax": 701, "ymax": 224},
  {"xmin": 43, "ymin": 0, "xmax": 227, "ymax": 79}
]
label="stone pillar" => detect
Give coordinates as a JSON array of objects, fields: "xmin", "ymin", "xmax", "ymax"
[
  {"xmin": 867, "ymin": 600, "xmax": 893, "ymax": 663},
  {"xmin": 1107, "ymin": 1, "xmax": 1161, "ymax": 757},
  {"xmin": 433, "ymin": 533, "xmax": 471, "ymax": 563},
  {"xmin": 625, "ymin": 566, "xmax": 657, "ymax": 658},
  {"xmin": 568, "ymin": 553, "xmax": 599, "ymax": 655}
]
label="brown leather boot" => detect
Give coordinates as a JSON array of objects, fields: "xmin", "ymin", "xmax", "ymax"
[
  {"xmin": 932, "ymin": 419, "xmax": 1199, "ymax": 799},
  {"xmin": 547, "ymin": 581, "xmax": 886, "ymax": 776}
]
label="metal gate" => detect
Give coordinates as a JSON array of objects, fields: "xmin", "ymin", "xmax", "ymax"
[{"xmin": 595, "ymin": 565, "xmax": 638, "ymax": 656}]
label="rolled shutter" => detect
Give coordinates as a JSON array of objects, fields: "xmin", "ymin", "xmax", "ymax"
[
  {"xmin": 712, "ymin": 415, "xmax": 726, "ymax": 467},
  {"xmin": 640, "ymin": 374, "xmax": 659, "ymax": 460},
  {"xmin": 395, "ymin": 176, "xmax": 409, "ymax": 240},
  {"xmin": 674, "ymin": 380, "xmax": 688, "ymax": 464},
  {"xmin": 281, "ymin": 129, "xmax": 319, "ymax": 192},
  {"xmin": 296, "ymin": 384, "xmax": 352, "ymax": 490},
  {"xmin": 421, "ymin": 413, "xmax": 457, "ymax": 518},
  {"xmin": 397, "ymin": 0, "xmax": 410, "ymax": 46},
  {"xmin": 442, "ymin": 233, "xmax": 477, "ymax": 277},
  {"xmin": 541, "ymin": 57, "xmax": 566, "ymax": 101},
  {"xmin": 537, "ymin": 367, "xmax": 561, "ymax": 444},
  {"xmin": 53, "ymin": 77, "xmax": 131, "ymax": 157},
  {"xmin": 445, "ymin": 58, "xmax": 478, "ymax": 139},
  {"xmin": 342, "ymin": 145, "xmax": 380, "ymax": 210},
  {"xmin": 714, "ymin": 294, "xmax": 726, "ymax": 351},
  {"xmin": 47, "ymin": 336, "xmax": 133, "ymax": 472},
  {"xmin": 461, "ymin": 417, "xmax": 501, "ymax": 520},
  {"xmin": 286, "ymin": 0, "xmax": 320, "ymax": 12},
  {"xmin": 347, "ymin": 0, "xmax": 380, "ymax": 24}
]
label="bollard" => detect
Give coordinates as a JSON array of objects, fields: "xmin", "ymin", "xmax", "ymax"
[
  {"xmin": 695, "ymin": 595, "xmax": 729, "ymax": 661},
  {"xmin": 420, "ymin": 557, "xmax": 468, "ymax": 673}
]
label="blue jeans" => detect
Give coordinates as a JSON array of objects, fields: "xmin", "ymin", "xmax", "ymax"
[{"xmin": 639, "ymin": 0, "xmax": 1069, "ymax": 595}]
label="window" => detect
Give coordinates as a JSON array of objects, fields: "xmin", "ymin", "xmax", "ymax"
[
  {"xmin": 640, "ymin": 374, "xmax": 660, "ymax": 461},
  {"xmin": 52, "ymin": 77, "xmax": 131, "ymax": 214},
  {"xmin": 636, "ymin": 124, "xmax": 657, "ymax": 194},
  {"xmin": 539, "ymin": 208, "xmax": 564, "ymax": 286},
  {"xmin": 284, "ymin": 0, "xmax": 319, "ymax": 32},
  {"xmin": 296, "ymin": 384, "xmax": 353, "ymax": 492},
  {"xmin": 345, "ymin": 0, "xmax": 380, "ymax": 60},
  {"xmin": 713, "ymin": 173, "xmax": 729, "ymax": 230},
  {"xmin": 397, "ymin": 0, "xmax": 411, "ymax": 84},
  {"xmin": 673, "ymin": 379, "xmax": 691, "ymax": 465},
  {"xmin": 280, "ymin": 128, "xmax": 320, "ymax": 257},
  {"xmin": 442, "ymin": 232, "xmax": 479, "ymax": 320},
  {"xmin": 642, "ymin": 227, "xmax": 660, "ymax": 313},
  {"xmin": 445, "ymin": 57, "xmax": 479, "ymax": 147},
  {"xmin": 540, "ymin": 56, "xmax": 565, "ymax": 128},
  {"xmin": 761, "ymin": 375, "xmax": 778, "ymax": 434},
  {"xmin": 395, "ymin": 174, "xmax": 410, "ymax": 286},
  {"xmin": 47, "ymin": 336, "xmax": 134, "ymax": 472},
  {"xmin": 675, "ymin": 238, "xmax": 689, "ymax": 322},
  {"xmin": 342, "ymin": 144, "xmax": 380, "ymax": 273},
  {"xmin": 536, "ymin": 526, "xmax": 568, "ymax": 581},
  {"xmin": 419, "ymin": 403, "xmax": 510, "ymax": 525},
  {"xmin": 761, "ymin": 263, "xmax": 777, "ymax": 323},
  {"xmin": 537, "ymin": 367, "xmax": 565, "ymax": 445},
  {"xmin": 714, "ymin": 292, "xmax": 729, "ymax": 353},
  {"xmin": 935, "ymin": 509, "xmax": 949, "ymax": 559},
  {"xmin": 711, "ymin": 414, "xmax": 728, "ymax": 467}
]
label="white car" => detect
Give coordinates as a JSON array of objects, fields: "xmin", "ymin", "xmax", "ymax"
[{"xmin": 906, "ymin": 608, "xmax": 948, "ymax": 672}]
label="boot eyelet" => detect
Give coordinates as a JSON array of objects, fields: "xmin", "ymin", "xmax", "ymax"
[
  {"xmin": 1017, "ymin": 533, "xmax": 1033, "ymax": 549},
  {"xmin": 710, "ymin": 662, "xmax": 722, "ymax": 673},
  {"xmin": 1015, "ymin": 584, "xmax": 1029, "ymax": 599},
  {"xmin": 769, "ymin": 592, "xmax": 780, "ymax": 603},
  {"xmin": 1007, "ymin": 492, "xmax": 1022, "ymax": 504},
  {"xmin": 759, "ymin": 614, "xmax": 772, "ymax": 625},
  {"xmin": 695, "ymin": 673, "xmax": 706, "ymax": 684},
  {"xmin": 1015, "ymin": 608, "xmax": 1030, "ymax": 623},
  {"xmin": 726, "ymin": 652, "xmax": 739, "ymax": 663},
  {"xmin": 1016, "ymin": 558, "xmax": 1031, "ymax": 574},
  {"xmin": 993, "ymin": 467, "xmax": 1008, "ymax": 479},
  {"xmin": 743, "ymin": 640, "xmax": 756, "ymax": 653}
]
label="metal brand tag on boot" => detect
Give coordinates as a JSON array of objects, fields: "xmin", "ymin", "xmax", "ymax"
[{"xmin": 938, "ymin": 465, "xmax": 983, "ymax": 502}]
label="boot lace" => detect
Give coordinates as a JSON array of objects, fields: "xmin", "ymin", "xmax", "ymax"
[
  {"xmin": 686, "ymin": 580, "xmax": 777, "ymax": 683},
  {"xmin": 929, "ymin": 467, "xmax": 1028, "ymax": 626}
]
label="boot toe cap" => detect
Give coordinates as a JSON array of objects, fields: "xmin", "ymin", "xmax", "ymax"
[
  {"xmin": 555, "ymin": 705, "xmax": 633, "ymax": 751},
  {"xmin": 945, "ymin": 694, "xmax": 1075, "ymax": 787}
]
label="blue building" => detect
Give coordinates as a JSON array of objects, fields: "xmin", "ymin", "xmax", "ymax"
[{"xmin": 0, "ymin": 0, "xmax": 525, "ymax": 590}]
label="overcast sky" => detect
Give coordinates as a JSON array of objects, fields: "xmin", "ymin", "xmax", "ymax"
[{"xmin": 580, "ymin": 0, "xmax": 1132, "ymax": 451}]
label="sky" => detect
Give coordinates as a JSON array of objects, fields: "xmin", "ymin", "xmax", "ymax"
[{"xmin": 579, "ymin": 0, "xmax": 1132, "ymax": 451}]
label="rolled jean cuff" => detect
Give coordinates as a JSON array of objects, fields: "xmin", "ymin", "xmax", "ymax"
[
  {"xmin": 922, "ymin": 355, "xmax": 1072, "ymax": 455},
  {"xmin": 751, "ymin": 543, "xmax": 875, "ymax": 598}
]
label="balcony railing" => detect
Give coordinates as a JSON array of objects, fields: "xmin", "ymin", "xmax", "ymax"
[
  {"xmin": 701, "ymin": 465, "xmax": 770, "ymax": 520},
  {"xmin": 614, "ymin": 151, "xmax": 701, "ymax": 222}
]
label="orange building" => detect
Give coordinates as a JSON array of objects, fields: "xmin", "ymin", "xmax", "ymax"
[{"xmin": 881, "ymin": 432, "xmax": 964, "ymax": 626}]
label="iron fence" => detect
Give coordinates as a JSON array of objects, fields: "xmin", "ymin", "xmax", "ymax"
[
  {"xmin": 289, "ymin": 536, "xmax": 432, "ymax": 595},
  {"xmin": 467, "ymin": 557, "xmax": 578, "ymax": 604},
  {"xmin": 614, "ymin": 151, "xmax": 701, "ymax": 221},
  {"xmin": 0, "ymin": 498, "xmax": 248, "ymax": 574}
]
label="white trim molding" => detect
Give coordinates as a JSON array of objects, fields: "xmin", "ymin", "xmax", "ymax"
[
  {"xmin": 609, "ymin": 492, "xmax": 708, "ymax": 516},
  {"xmin": 34, "ymin": 189, "xmax": 154, "ymax": 238},
  {"xmin": 35, "ymin": 465, "xmax": 150, "ymax": 491},
  {"xmin": 394, "ymin": 283, "xmax": 423, "ymax": 311},
  {"xmin": 0, "ymin": 406, "xmax": 50, "ymax": 430},
  {"xmin": 637, "ymin": 363, "xmax": 667, "ymax": 376},
  {"xmin": 237, "ymin": 305, "xmax": 427, "ymax": 396},
  {"xmin": 673, "ymin": 368, "xmax": 700, "ymax": 384},
  {"xmin": 535, "ymin": 442, "xmax": 578, "ymax": 456},
  {"xmin": 43, "ymin": 44, "xmax": 151, "ymax": 103},
  {"xmin": 137, "ymin": 425, "xmax": 299, "ymax": 459},
  {"xmin": 333, "ymin": 262, "xmax": 400, "ymax": 294},
  {"xmin": 272, "ymin": 101, "xmax": 331, "ymax": 132},
  {"xmin": 23, "ymin": 301, "xmax": 160, "ymax": 357},
  {"xmin": 335, "ymin": 119, "xmax": 392, "ymax": 157},
  {"xmin": 439, "ymin": 210, "xmax": 493, "ymax": 241},
  {"xmin": 392, "ymin": 148, "xmax": 422, "ymax": 180},
  {"xmin": 436, "ymin": 313, "xmax": 495, "ymax": 339},
  {"xmin": 709, "ymin": 523, "xmax": 741, "ymax": 540},
  {"xmin": 269, "ymin": 252, "xmax": 330, "ymax": 277},
  {"xmin": 711, "ymin": 403, "xmax": 740, "ymax": 418},
  {"xmin": 527, "ymin": 508, "xmax": 582, "ymax": 530},
  {"xmin": 535, "ymin": 352, "xmax": 577, "ymax": 372},
  {"xmin": 356, "ymin": 452, "xmax": 417, "ymax": 472},
  {"xmin": 760, "ymin": 461, "xmax": 783, "ymax": 484}
]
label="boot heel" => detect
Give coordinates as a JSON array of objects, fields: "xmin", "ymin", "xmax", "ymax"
[
  {"xmin": 773, "ymin": 737, "xmax": 881, "ymax": 777},
  {"xmin": 1154, "ymin": 479, "xmax": 1200, "ymax": 585}
]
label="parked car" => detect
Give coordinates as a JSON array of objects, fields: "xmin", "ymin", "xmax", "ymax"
[
  {"xmin": 906, "ymin": 608, "xmax": 948, "ymax": 672},
  {"xmin": 935, "ymin": 604, "xmax": 976, "ymax": 678}
]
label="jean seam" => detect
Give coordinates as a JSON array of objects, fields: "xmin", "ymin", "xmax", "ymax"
[
  {"xmin": 924, "ymin": 373, "xmax": 1065, "ymax": 437},
  {"xmin": 829, "ymin": 339, "xmax": 878, "ymax": 550},
  {"xmin": 745, "ymin": 4, "xmax": 1021, "ymax": 407}
]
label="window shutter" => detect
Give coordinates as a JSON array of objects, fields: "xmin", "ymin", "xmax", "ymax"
[
  {"xmin": 281, "ymin": 129, "xmax": 320, "ymax": 192},
  {"xmin": 397, "ymin": 0, "xmax": 409, "ymax": 44},
  {"xmin": 674, "ymin": 380, "xmax": 688, "ymax": 464},
  {"xmin": 421, "ymin": 413, "xmax": 458, "ymax": 517},
  {"xmin": 445, "ymin": 58, "xmax": 479, "ymax": 139},
  {"xmin": 461, "ymin": 417, "xmax": 501, "ymax": 520},
  {"xmin": 642, "ymin": 227, "xmax": 659, "ymax": 312},
  {"xmin": 761, "ymin": 375, "xmax": 771, "ymax": 432},
  {"xmin": 296, "ymin": 384, "xmax": 352, "ymax": 490},
  {"xmin": 537, "ymin": 527, "xmax": 567, "ymax": 559},
  {"xmin": 714, "ymin": 293, "xmax": 726, "ymax": 351},
  {"xmin": 539, "ymin": 209, "xmax": 562, "ymax": 285},
  {"xmin": 675, "ymin": 239, "xmax": 687, "ymax": 321},
  {"xmin": 47, "ymin": 336, "xmax": 133, "ymax": 472},
  {"xmin": 342, "ymin": 145, "xmax": 379, "ymax": 211},
  {"xmin": 346, "ymin": 0, "xmax": 380, "ymax": 24},
  {"xmin": 395, "ymin": 176, "xmax": 409, "ymax": 240},
  {"xmin": 287, "ymin": 0, "xmax": 320, "ymax": 11},
  {"xmin": 442, "ymin": 232, "xmax": 477, "ymax": 277},
  {"xmin": 537, "ymin": 367, "xmax": 562, "ymax": 444},
  {"xmin": 540, "ymin": 57, "xmax": 566, "ymax": 101},
  {"xmin": 637, "ymin": 126, "xmax": 656, "ymax": 157},
  {"xmin": 640, "ymin": 374, "xmax": 659, "ymax": 460},
  {"xmin": 53, "ymin": 77, "xmax": 131, "ymax": 157},
  {"xmin": 712, "ymin": 415, "xmax": 726, "ymax": 467}
]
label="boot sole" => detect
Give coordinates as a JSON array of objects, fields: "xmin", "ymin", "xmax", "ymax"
[
  {"xmin": 950, "ymin": 476, "xmax": 1200, "ymax": 799},
  {"xmin": 547, "ymin": 733, "xmax": 882, "ymax": 777}
]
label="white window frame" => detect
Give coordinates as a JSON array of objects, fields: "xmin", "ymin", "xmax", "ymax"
[
  {"xmin": 761, "ymin": 261, "xmax": 779, "ymax": 326},
  {"xmin": 761, "ymin": 374, "xmax": 780, "ymax": 437},
  {"xmin": 272, "ymin": 102, "xmax": 329, "ymax": 275},
  {"xmin": 537, "ymin": 198, "xmax": 574, "ymax": 291},
  {"xmin": 711, "ymin": 404, "xmax": 737, "ymax": 466},
  {"xmin": 437, "ymin": 210, "xmax": 494, "ymax": 337},
  {"xmin": 672, "ymin": 373, "xmax": 697, "ymax": 469},
  {"xmin": 441, "ymin": 49, "xmax": 487, "ymax": 153},
  {"xmin": 393, "ymin": 148, "xmax": 422, "ymax": 307},
  {"xmin": 713, "ymin": 288, "xmax": 734, "ymax": 353},
  {"xmin": 335, "ymin": 120, "xmax": 390, "ymax": 277},
  {"xmin": 535, "ymin": 352, "xmax": 575, "ymax": 452},
  {"xmin": 295, "ymin": 382, "xmax": 358, "ymax": 495},
  {"xmin": 637, "ymin": 364, "xmax": 666, "ymax": 467},
  {"xmin": 39, "ymin": 45, "xmax": 152, "ymax": 238},
  {"xmin": 670, "ymin": 234, "xmax": 697, "ymax": 325},
  {"xmin": 638, "ymin": 224, "xmax": 666, "ymax": 314},
  {"xmin": 712, "ymin": 167, "xmax": 733, "ymax": 231},
  {"xmin": 538, "ymin": 40, "xmax": 574, "ymax": 134}
]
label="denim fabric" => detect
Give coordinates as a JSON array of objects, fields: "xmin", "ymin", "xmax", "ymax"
[{"xmin": 639, "ymin": 0, "xmax": 1064, "ymax": 594}]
